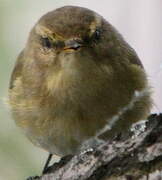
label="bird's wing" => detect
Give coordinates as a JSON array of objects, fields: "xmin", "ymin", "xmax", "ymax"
[
  {"xmin": 127, "ymin": 47, "xmax": 144, "ymax": 69},
  {"xmin": 9, "ymin": 50, "xmax": 24, "ymax": 89},
  {"xmin": 130, "ymin": 53, "xmax": 144, "ymax": 68}
]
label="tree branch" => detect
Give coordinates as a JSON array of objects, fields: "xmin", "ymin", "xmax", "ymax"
[{"xmin": 29, "ymin": 114, "xmax": 162, "ymax": 180}]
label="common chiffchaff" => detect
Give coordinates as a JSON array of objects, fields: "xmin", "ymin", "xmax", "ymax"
[{"xmin": 9, "ymin": 6, "xmax": 152, "ymax": 159}]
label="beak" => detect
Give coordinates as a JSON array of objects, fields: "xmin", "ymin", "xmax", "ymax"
[{"xmin": 64, "ymin": 39, "xmax": 83, "ymax": 51}]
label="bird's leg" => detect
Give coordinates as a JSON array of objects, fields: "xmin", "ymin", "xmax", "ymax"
[
  {"xmin": 42, "ymin": 153, "xmax": 53, "ymax": 174},
  {"xmin": 26, "ymin": 176, "xmax": 39, "ymax": 180}
]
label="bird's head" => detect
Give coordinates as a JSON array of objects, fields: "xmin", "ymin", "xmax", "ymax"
[
  {"xmin": 23, "ymin": 6, "xmax": 142, "ymax": 94},
  {"xmin": 24, "ymin": 6, "xmax": 118, "ymax": 68}
]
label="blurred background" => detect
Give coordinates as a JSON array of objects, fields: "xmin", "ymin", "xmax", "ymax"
[{"xmin": 0, "ymin": 0, "xmax": 162, "ymax": 179}]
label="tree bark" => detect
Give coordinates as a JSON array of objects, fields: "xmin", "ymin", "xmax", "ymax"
[{"xmin": 29, "ymin": 114, "xmax": 162, "ymax": 180}]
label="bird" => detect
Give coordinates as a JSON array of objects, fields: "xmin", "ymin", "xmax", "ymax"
[{"xmin": 9, "ymin": 5, "xmax": 152, "ymax": 173}]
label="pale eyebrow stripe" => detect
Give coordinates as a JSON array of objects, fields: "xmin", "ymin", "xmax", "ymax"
[
  {"xmin": 35, "ymin": 24, "xmax": 65, "ymax": 41},
  {"xmin": 89, "ymin": 14, "xmax": 102, "ymax": 35},
  {"xmin": 35, "ymin": 24, "xmax": 53, "ymax": 37}
]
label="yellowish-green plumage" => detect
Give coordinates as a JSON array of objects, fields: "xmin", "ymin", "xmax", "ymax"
[{"xmin": 9, "ymin": 6, "xmax": 152, "ymax": 156}]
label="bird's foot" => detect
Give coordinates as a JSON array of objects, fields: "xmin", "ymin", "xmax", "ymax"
[
  {"xmin": 26, "ymin": 176, "xmax": 40, "ymax": 180},
  {"xmin": 80, "ymin": 148, "xmax": 94, "ymax": 155}
]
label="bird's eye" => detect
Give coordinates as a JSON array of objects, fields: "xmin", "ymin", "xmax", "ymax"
[
  {"xmin": 41, "ymin": 37, "xmax": 52, "ymax": 48},
  {"xmin": 93, "ymin": 29, "xmax": 101, "ymax": 40}
]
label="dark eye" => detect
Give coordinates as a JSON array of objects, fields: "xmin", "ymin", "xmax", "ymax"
[
  {"xmin": 41, "ymin": 37, "xmax": 52, "ymax": 48},
  {"xmin": 93, "ymin": 29, "xmax": 101, "ymax": 40}
]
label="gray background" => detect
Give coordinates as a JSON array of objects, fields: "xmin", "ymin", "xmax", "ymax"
[{"xmin": 0, "ymin": 0, "xmax": 161, "ymax": 179}]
